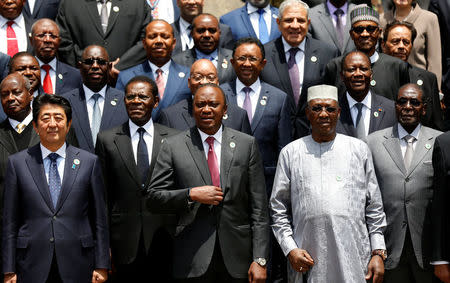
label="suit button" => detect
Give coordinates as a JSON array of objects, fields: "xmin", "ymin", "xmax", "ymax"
[
  {"xmin": 405, "ymin": 177, "xmax": 410, "ymax": 182},
  {"xmin": 53, "ymin": 216, "xmax": 57, "ymax": 220},
  {"xmin": 50, "ymin": 237, "xmax": 54, "ymax": 243},
  {"xmin": 104, "ymin": 41, "xmax": 108, "ymax": 45}
]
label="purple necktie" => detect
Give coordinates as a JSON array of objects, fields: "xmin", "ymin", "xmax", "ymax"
[
  {"xmin": 288, "ymin": 47, "xmax": 300, "ymax": 106},
  {"xmin": 242, "ymin": 86, "xmax": 253, "ymax": 122},
  {"xmin": 206, "ymin": 137, "xmax": 220, "ymax": 187},
  {"xmin": 334, "ymin": 8, "xmax": 345, "ymax": 50}
]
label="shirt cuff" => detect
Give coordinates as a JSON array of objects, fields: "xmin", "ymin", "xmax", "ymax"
[
  {"xmin": 370, "ymin": 233, "xmax": 386, "ymax": 251},
  {"xmin": 281, "ymin": 236, "xmax": 298, "ymax": 257},
  {"xmin": 431, "ymin": 261, "xmax": 450, "ymax": 265}
]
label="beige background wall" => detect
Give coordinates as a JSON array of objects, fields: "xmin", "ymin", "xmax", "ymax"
[{"xmin": 203, "ymin": 0, "xmax": 245, "ymax": 18}]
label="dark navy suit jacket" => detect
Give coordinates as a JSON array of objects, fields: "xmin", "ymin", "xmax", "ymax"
[
  {"xmin": 23, "ymin": 0, "xmax": 60, "ymax": 20},
  {"xmin": 54, "ymin": 60, "xmax": 82, "ymax": 95}
]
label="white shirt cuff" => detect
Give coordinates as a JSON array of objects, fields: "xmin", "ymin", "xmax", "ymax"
[
  {"xmin": 281, "ymin": 236, "xmax": 298, "ymax": 257},
  {"xmin": 431, "ymin": 261, "xmax": 450, "ymax": 265},
  {"xmin": 370, "ymin": 233, "xmax": 386, "ymax": 251}
]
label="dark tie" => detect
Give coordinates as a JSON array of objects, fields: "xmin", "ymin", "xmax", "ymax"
[
  {"xmin": 137, "ymin": 128, "xmax": 150, "ymax": 185},
  {"xmin": 100, "ymin": 0, "xmax": 109, "ymax": 33},
  {"xmin": 258, "ymin": 9, "xmax": 269, "ymax": 44},
  {"xmin": 206, "ymin": 136, "xmax": 220, "ymax": 187},
  {"xmin": 403, "ymin": 135, "xmax": 416, "ymax": 170},
  {"xmin": 355, "ymin": 102, "xmax": 365, "ymax": 138},
  {"xmin": 334, "ymin": 8, "xmax": 345, "ymax": 50},
  {"xmin": 48, "ymin": 153, "xmax": 61, "ymax": 208},
  {"xmin": 288, "ymin": 47, "xmax": 301, "ymax": 106},
  {"xmin": 242, "ymin": 86, "xmax": 253, "ymax": 122}
]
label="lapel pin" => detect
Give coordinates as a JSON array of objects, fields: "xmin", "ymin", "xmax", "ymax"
[
  {"xmin": 230, "ymin": 142, "xmax": 236, "ymax": 148},
  {"xmin": 74, "ymin": 159, "xmax": 80, "ymax": 165},
  {"xmin": 223, "ymin": 113, "xmax": 228, "ymax": 120},
  {"xmin": 161, "ymin": 138, "xmax": 165, "ymax": 143},
  {"xmin": 221, "ymin": 59, "xmax": 228, "ymax": 69},
  {"xmin": 72, "ymin": 164, "xmax": 76, "ymax": 169},
  {"xmin": 310, "ymin": 56, "xmax": 318, "ymax": 63},
  {"xmin": 336, "ymin": 175, "xmax": 342, "ymax": 181},
  {"xmin": 260, "ymin": 96, "xmax": 267, "ymax": 106},
  {"xmin": 417, "ymin": 79, "xmax": 423, "ymax": 86},
  {"xmin": 178, "ymin": 72, "xmax": 185, "ymax": 78},
  {"xmin": 272, "ymin": 14, "xmax": 277, "ymax": 19},
  {"xmin": 425, "ymin": 143, "xmax": 431, "ymax": 149},
  {"xmin": 58, "ymin": 74, "xmax": 63, "ymax": 80},
  {"xmin": 370, "ymin": 80, "xmax": 376, "ymax": 86},
  {"xmin": 111, "ymin": 100, "xmax": 117, "ymax": 106},
  {"xmin": 374, "ymin": 111, "xmax": 379, "ymax": 117},
  {"xmin": 113, "ymin": 6, "xmax": 119, "ymax": 12}
]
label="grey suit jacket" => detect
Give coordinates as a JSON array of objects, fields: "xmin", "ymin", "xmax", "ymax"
[
  {"xmin": 172, "ymin": 48, "xmax": 236, "ymax": 84},
  {"xmin": 146, "ymin": 127, "xmax": 270, "ymax": 279},
  {"xmin": 366, "ymin": 124, "xmax": 442, "ymax": 269}
]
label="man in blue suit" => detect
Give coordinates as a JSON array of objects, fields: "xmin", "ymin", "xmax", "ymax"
[
  {"xmin": 116, "ymin": 20, "xmax": 191, "ymax": 121},
  {"xmin": 220, "ymin": 0, "xmax": 281, "ymax": 44},
  {"xmin": 62, "ymin": 45, "xmax": 128, "ymax": 153},
  {"xmin": 2, "ymin": 93, "xmax": 110, "ymax": 283}
]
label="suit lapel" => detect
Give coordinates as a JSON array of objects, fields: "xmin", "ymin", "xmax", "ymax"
[
  {"xmin": 28, "ymin": 130, "xmax": 40, "ymax": 148},
  {"xmin": 25, "ymin": 145, "xmax": 55, "ymax": 212},
  {"xmin": 55, "ymin": 145, "xmax": 80, "ymax": 212},
  {"xmin": 338, "ymin": 94, "xmax": 357, "ymax": 136},
  {"xmin": 302, "ymin": 37, "xmax": 320, "ymax": 92},
  {"xmin": 407, "ymin": 126, "xmax": 434, "ymax": 176},
  {"xmin": 219, "ymin": 128, "xmax": 235, "ymax": 196},
  {"xmin": 269, "ymin": 6, "xmax": 279, "ymax": 40},
  {"xmin": 251, "ymin": 84, "xmax": 268, "ymax": 132},
  {"xmin": 318, "ymin": 7, "xmax": 340, "ymax": 48},
  {"xmin": 100, "ymin": 87, "xmax": 121, "ymax": 130},
  {"xmin": 105, "ymin": 0, "xmax": 122, "ymax": 37},
  {"xmin": 114, "ymin": 123, "xmax": 140, "ymax": 187},
  {"xmin": 240, "ymin": 4, "xmax": 258, "ymax": 38},
  {"xmin": 217, "ymin": 49, "xmax": 231, "ymax": 83},
  {"xmin": 369, "ymin": 94, "xmax": 385, "ymax": 133},
  {"xmin": 182, "ymin": 99, "xmax": 196, "ymax": 128},
  {"xmin": 273, "ymin": 38, "xmax": 293, "ymax": 97},
  {"xmin": 32, "ymin": 0, "xmax": 43, "ymax": 17},
  {"xmin": 383, "ymin": 125, "xmax": 407, "ymax": 175},
  {"xmin": 73, "ymin": 88, "xmax": 95, "ymax": 149},
  {"xmin": 85, "ymin": 0, "xmax": 104, "ymax": 36},
  {"xmin": 185, "ymin": 128, "xmax": 211, "ymax": 185},
  {"xmin": 149, "ymin": 124, "xmax": 165, "ymax": 185},
  {"xmin": 159, "ymin": 62, "xmax": 187, "ymax": 110},
  {"xmin": 0, "ymin": 123, "xmax": 18, "ymax": 153},
  {"xmin": 55, "ymin": 60, "xmax": 68, "ymax": 94}
]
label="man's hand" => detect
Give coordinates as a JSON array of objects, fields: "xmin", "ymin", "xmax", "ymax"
[
  {"xmin": 92, "ymin": 269, "xmax": 108, "ymax": 283},
  {"xmin": 248, "ymin": 261, "xmax": 266, "ymax": 283},
  {"xmin": 434, "ymin": 264, "xmax": 450, "ymax": 283},
  {"xmin": 288, "ymin": 248, "xmax": 314, "ymax": 273},
  {"xmin": 189, "ymin": 186, "xmax": 223, "ymax": 205},
  {"xmin": 108, "ymin": 58, "xmax": 120, "ymax": 84},
  {"xmin": 365, "ymin": 255, "xmax": 384, "ymax": 283},
  {"xmin": 4, "ymin": 273, "xmax": 16, "ymax": 283}
]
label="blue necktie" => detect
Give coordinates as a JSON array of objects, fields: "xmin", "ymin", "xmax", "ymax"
[
  {"xmin": 91, "ymin": 93, "xmax": 101, "ymax": 145},
  {"xmin": 258, "ymin": 9, "xmax": 269, "ymax": 44},
  {"xmin": 48, "ymin": 153, "xmax": 61, "ymax": 208}
]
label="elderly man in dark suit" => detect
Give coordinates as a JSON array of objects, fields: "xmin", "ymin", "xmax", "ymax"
[
  {"xmin": 2, "ymin": 93, "xmax": 110, "ymax": 283},
  {"xmin": 337, "ymin": 51, "xmax": 396, "ymax": 138},
  {"xmin": 30, "ymin": 19, "xmax": 81, "ymax": 95},
  {"xmin": 158, "ymin": 59, "xmax": 251, "ymax": 135},
  {"xmin": 96, "ymin": 76, "xmax": 177, "ymax": 282},
  {"xmin": 62, "ymin": 45, "xmax": 128, "ymax": 153},
  {"xmin": 367, "ymin": 84, "xmax": 441, "ymax": 283},
  {"xmin": 146, "ymin": 83, "xmax": 270, "ymax": 282},
  {"xmin": 260, "ymin": 0, "xmax": 340, "ymax": 138},
  {"xmin": 173, "ymin": 13, "xmax": 236, "ymax": 84},
  {"xmin": 23, "ymin": 0, "xmax": 60, "ymax": 20}
]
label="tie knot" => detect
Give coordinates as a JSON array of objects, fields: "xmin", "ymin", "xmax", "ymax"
[
  {"xmin": 243, "ymin": 87, "xmax": 252, "ymax": 95},
  {"xmin": 355, "ymin": 102, "xmax": 364, "ymax": 111},
  {"xmin": 42, "ymin": 64, "xmax": 51, "ymax": 72},
  {"xmin": 206, "ymin": 136, "xmax": 215, "ymax": 146},
  {"xmin": 99, "ymin": 0, "xmax": 107, "ymax": 4},
  {"xmin": 334, "ymin": 8, "xmax": 344, "ymax": 17},
  {"xmin": 156, "ymin": 69, "xmax": 163, "ymax": 76},
  {"xmin": 48, "ymin": 153, "xmax": 59, "ymax": 162},
  {"xmin": 7, "ymin": 21, "xmax": 14, "ymax": 27},
  {"xmin": 289, "ymin": 47, "xmax": 300, "ymax": 57},
  {"xmin": 137, "ymin": 127, "xmax": 146, "ymax": 137},
  {"xmin": 187, "ymin": 24, "xmax": 192, "ymax": 31},
  {"xmin": 258, "ymin": 8, "xmax": 265, "ymax": 15},
  {"xmin": 92, "ymin": 93, "xmax": 101, "ymax": 102},
  {"xmin": 404, "ymin": 135, "xmax": 415, "ymax": 144},
  {"xmin": 16, "ymin": 123, "xmax": 25, "ymax": 133}
]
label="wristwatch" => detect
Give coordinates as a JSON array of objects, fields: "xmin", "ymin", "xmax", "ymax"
[
  {"xmin": 372, "ymin": 249, "xmax": 387, "ymax": 261},
  {"xmin": 254, "ymin": 258, "xmax": 267, "ymax": 267}
]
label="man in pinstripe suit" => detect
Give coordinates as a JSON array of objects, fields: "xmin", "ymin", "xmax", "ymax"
[{"xmin": 366, "ymin": 83, "xmax": 442, "ymax": 283}]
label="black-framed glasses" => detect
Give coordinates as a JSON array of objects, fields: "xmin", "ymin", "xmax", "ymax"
[
  {"xmin": 235, "ymin": 56, "xmax": 260, "ymax": 63},
  {"xmin": 352, "ymin": 25, "xmax": 379, "ymax": 34},
  {"xmin": 396, "ymin": 98, "xmax": 422, "ymax": 107},
  {"xmin": 82, "ymin": 58, "xmax": 108, "ymax": 66},
  {"xmin": 310, "ymin": 106, "xmax": 338, "ymax": 113}
]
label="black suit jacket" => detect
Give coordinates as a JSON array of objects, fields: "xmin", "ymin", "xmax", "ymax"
[
  {"xmin": 96, "ymin": 122, "xmax": 178, "ymax": 265},
  {"xmin": 146, "ymin": 127, "xmax": 270, "ymax": 279},
  {"xmin": 23, "ymin": 0, "xmax": 60, "ymax": 20},
  {"xmin": 158, "ymin": 97, "xmax": 252, "ymax": 135},
  {"xmin": 172, "ymin": 48, "xmax": 236, "ymax": 84},
  {"xmin": 53, "ymin": 60, "xmax": 82, "ymax": 95},
  {"xmin": 0, "ymin": 52, "xmax": 10, "ymax": 122},
  {"xmin": 336, "ymin": 92, "xmax": 397, "ymax": 137},
  {"xmin": 56, "ymin": 0, "xmax": 152, "ymax": 69},
  {"xmin": 260, "ymin": 36, "xmax": 340, "ymax": 138},
  {"xmin": 62, "ymin": 86, "xmax": 128, "ymax": 153}
]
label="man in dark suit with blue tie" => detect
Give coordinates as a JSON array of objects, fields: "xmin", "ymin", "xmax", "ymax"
[
  {"xmin": 2, "ymin": 93, "xmax": 110, "ymax": 283},
  {"xmin": 116, "ymin": 20, "xmax": 191, "ymax": 121},
  {"xmin": 62, "ymin": 45, "xmax": 128, "ymax": 153}
]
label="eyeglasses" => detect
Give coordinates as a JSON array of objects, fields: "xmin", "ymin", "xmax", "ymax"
[
  {"xmin": 82, "ymin": 58, "xmax": 108, "ymax": 66},
  {"xmin": 396, "ymin": 98, "xmax": 422, "ymax": 107},
  {"xmin": 190, "ymin": 73, "xmax": 217, "ymax": 83},
  {"xmin": 125, "ymin": 94, "xmax": 152, "ymax": 101},
  {"xmin": 34, "ymin": 33, "xmax": 59, "ymax": 40},
  {"xmin": 310, "ymin": 106, "xmax": 338, "ymax": 113},
  {"xmin": 352, "ymin": 25, "xmax": 379, "ymax": 34},
  {"xmin": 235, "ymin": 56, "xmax": 260, "ymax": 63}
]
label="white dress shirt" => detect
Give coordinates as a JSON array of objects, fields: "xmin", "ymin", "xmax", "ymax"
[
  {"xmin": 96, "ymin": 0, "xmax": 112, "ymax": 16},
  {"xmin": 236, "ymin": 78, "xmax": 261, "ymax": 118},
  {"xmin": 9, "ymin": 113, "xmax": 33, "ymax": 133},
  {"xmin": 347, "ymin": 91, "xmax": 372, "ymax": 136},
  {"xmin": 247, "ymin": 3, "xmax": 272, "ymax": 37},
  {"xmin": 28, "ymin": 0, "xmax": 36, "ymax": 14},
  {"xmin": 146, "ymin": 0, "xmax": 175, "ymax": 23},
  {"xmin": 129, "ymin": 119, "xmax": 154, "ymax": 165},
  {"xmin": 83, "ymin": 84, "xmax": 106, "ymax": 129},
  {"xmin": 0, "ymin": 14, "xmax": 28, "ymax": 54},
  {"xmin": 198, "ymin": 126, "xmax": 222, "ymax": 173},
  {"xmin": 397, "ymin": 123, "xmax": 421, "ymax": 157},
  {"xmin": 149, "ymin": 60, "xmax": 170, "ymax": 87},
  {"xmin": 41, "ymin": 143, "xmax": 66, "ymax": 184},
  {"xmin": 179, "ymin": 17, "xmax": 194, "ymax": 51},
  {"xmin": 282, "ymin": 37, "xmax": 305, "ymax": 95},
  {"xmin": 370, "ymin": 51, "xmax": 380, "ymax": 64},
  {"xmin": 38, "ymin": 57, "xmax": 57, "ymax": 93}
]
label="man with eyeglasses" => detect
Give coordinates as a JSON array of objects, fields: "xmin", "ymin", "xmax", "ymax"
[
  {"xmin": 62, "ymin": 45, "xmax": 128, "ymax": 153},
  {"xmin": 324, "ymin": 4, "xmax": 410, "ymax": 102},
  {"xmin": 96, "ymin": 76, "xmax": 178, "ymax": 282},
  {"xmin": 366, "ymin": 83, "xmax": 442, "ymax": 283},
  {"xmin": 336, "ymin": 51, "xmax": 396, "ymax": 139},
  {"xmin": 270, "ymin": 84, "xmax": 387, "ymax": 283},
  {"xmin": 158, "ymin": 59, "xmax": 251, "ymax": 135},
  {"xmin": 30, "ymin": 18, "xmax": 81, "ymax": 95}
]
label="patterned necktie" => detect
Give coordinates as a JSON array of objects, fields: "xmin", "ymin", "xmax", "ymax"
[
  {"xmin": 148, "ymin": 0, "xmax": 160, "ymax": 19},
  {"xmin": 258, "ymin": 8, "xmax": 269, "ymax": 44},
  {"xmin": 156, "ymin": 69, "xmax": 165, "ymax": 99},
  {"xmin": 206, "ymin": 136, "xmax": 220, "ymax": 187},
  {"xmin": 242, "ymin": 87, "xmax": 253, "ymax": 122},
  {"xmin": 288, "ymin": 47, "xmax": 301, "ymax": 106},
  {"xmin": 355, "ymin": 102, "xmax": 365, "ymax": 138},
  {"xmin": 91, "ymin": 93, "xmax": 101, "ymax": 145},
  {"xmin": 42, "ymin": 64, "xmax": 53, "ymax": 94},
  {"xmin": 334, "ymin": 8, "xmax": 345, "ymax": 50},
  {"xmin": 100, "ymin": 0, "xmax": 109, "ymax": 33},
  {"xmin": 48, "ymin": 153, "xmax": 61, "ymax": 208},
  {"xmin": 403, "ymin": 135, "xmax": 416, "ymax": 170},
  {"xmin": 186, "ymin": 25, "xmax": 194, "ymax": 50},
  {"xmin": 6, "ymin": 21, "xmax": 18, "ymax": 57},
  {"xmin": 16, "ymin": 123, "xmax": 25, "ymax": 134},
  {"xmin": 137, "ymin": 127, "xmax": 150, "ymax": 185}
]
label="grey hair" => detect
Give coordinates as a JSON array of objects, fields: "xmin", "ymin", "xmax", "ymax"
[
  {"xmin": 279, "ymin": 0, "xmax": 310, "ymax": 19},
  {"xmin": 31, "ymin": 18, "xmax": 60, "ymax": 36}
]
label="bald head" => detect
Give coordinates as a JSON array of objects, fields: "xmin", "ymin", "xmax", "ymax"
[
  {"xmin": 1, "ymin": 73, "xmax": 33, "ymax": 122},
  {"xmin": 143, "ymin": 20, "xmax": 176, "ymax": 67},
  {"xmin": 30, "ymin": 19, "xmax": 61, "ymax": 63},
  {"xmin": 188, "ymin": 59, "xmax": 218, "ymax": 94}
]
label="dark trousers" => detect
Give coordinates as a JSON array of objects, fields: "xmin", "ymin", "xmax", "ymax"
[{"xmin": 268, "ymin": 232, "xmax": 287, "ymax": 283}]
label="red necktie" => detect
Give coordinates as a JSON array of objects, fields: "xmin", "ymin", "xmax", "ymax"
[
  {"xmin": 42, "ymin": 64, "xmax": 53, "ymax": 94},
  {"xmin": 156, "ymin": 69, "xmax": 165, "ymax": 99},
  {"xmin": 206, "ymin": 136, "xmax": 220, "ymax": 187},
  {"xmin": 6, "ymin": 21, "xmax": 18, "ymax": 57}
]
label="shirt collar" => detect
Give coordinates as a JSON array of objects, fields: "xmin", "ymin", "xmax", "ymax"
[
  {"xmin": 129, "ymin": 118, "xmax": 154, "ymax": 138},
  {"xmin": 83, "ymin": 84, "xmax": 107, "ymax": 101},
  {"xmin": 195, "ymin": 48, "xmax": 218, "ymax": 61},
  {"xmin": 40, "ymin": 142, "xmax": 67, "ymax": 160},
  {"xmin": 282, "ymin": 36, "xmax": 306, "ymax": 53},
  {"xmin": 0, "ymin": 13, "xmax": 24, "ymax": 28},
  {"xmin": 247, "ymin": 3, "xmax": 271, "ymax": 14},
  {"xmin": 326, "ymin": 0, "xmax": 348, "ymax": 16},
  {"xmin": 179, "ymin": 16, "xmax": 191, "ymax": 31},
  {"xmin": 37, "ymin": 57, "xmax": 57, "ymax": 70},
  {"xmin": 148, "ymin": 60, "xmax": 171, "ymax": 74},
  {"xmin": 370, "ymin": 51, "xmax": 379, "ymax": 64},
  {"xmin": 198, "ymin": 125, "xmax": 223, "ymax": 145},
  {"xmin": 346, "ymin": 90, "xmax": 372, "ymax": 110},
  {"xmin": 236, "ymin": 77, "xmax": 261, "ymax": 94},
  {"xmin": 8, "ymin": 112, "xmax": 33, "ymax": 129},
  {"xmin": 398, "ymin": 123, "xmax": 421, "ymax": 140}
]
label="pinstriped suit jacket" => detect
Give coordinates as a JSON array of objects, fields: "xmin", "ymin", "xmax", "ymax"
[{"xmin": 366, "ymin": 124, "xmax": 442, "ymax": 269}]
